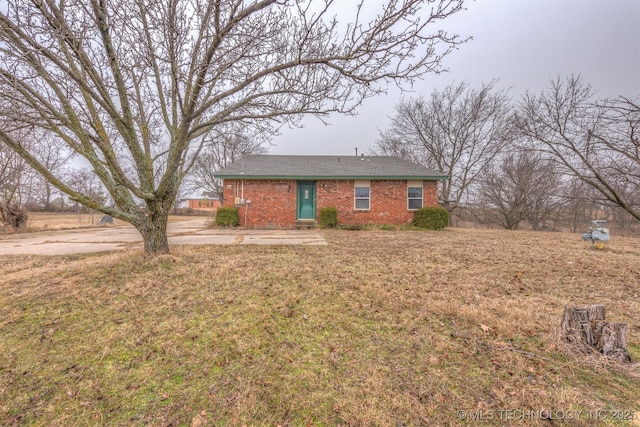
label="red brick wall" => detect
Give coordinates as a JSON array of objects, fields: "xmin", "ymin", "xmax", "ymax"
[
  {"xmin": 317, "ymin": 180, "xmax": 438, "ymax": 225},
  {"xmin": 222, "ymin": 178, "xmax": 439, "ymax": 228},
  {"xmin": 187, "ymin": 199, "xmax": 221, "ymax": 209},
  {"xmin": 223, "ymin": 179, "xmax": 296, "ymax": 228}
]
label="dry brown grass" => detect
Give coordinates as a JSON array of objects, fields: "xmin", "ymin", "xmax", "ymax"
[
  {"xmin": 1, "ymin": 228, "xmax": 639, "ymax": 426},
  {"xmin": 0, "ymin": 212, "xmax": 197, "ymax": 234},
  {"xmin": 18, "ymin": 212, "xmax": 128, "ymax": 231}
]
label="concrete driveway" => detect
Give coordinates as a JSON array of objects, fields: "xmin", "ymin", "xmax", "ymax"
[{"xmin": 0, "ymin": 219, "xmax": 326, "ymax": 255}]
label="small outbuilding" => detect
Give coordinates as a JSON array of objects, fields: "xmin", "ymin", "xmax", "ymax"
[
  {"xmin": 215, "ymin": 154, "xmax": 447, "ymax": 228},
  {"xmin": 184, "ymin": 191, "xmax": 221, "ymax": 210}
]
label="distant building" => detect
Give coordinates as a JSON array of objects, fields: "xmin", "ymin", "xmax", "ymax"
[{"xmin": 184, "ymin": 191, "xmax": 221, "ymax": 210}]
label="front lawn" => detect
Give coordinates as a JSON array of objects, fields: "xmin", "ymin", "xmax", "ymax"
[{"xmin": 1, "ymin": 228, "xmax": 639, "ymax": 426}]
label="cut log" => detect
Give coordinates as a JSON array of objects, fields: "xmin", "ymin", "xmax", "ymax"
[{"xmin": 560, "ymin": 305, "xmax": 631, "ymax": 363}]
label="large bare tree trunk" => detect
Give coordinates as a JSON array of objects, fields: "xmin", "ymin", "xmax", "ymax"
[
  {"xmin": 136, "ymin": 211, "xmax": 170, "ymax": 255},
  {"xmin": 135, "ymin": 196, "xmax": 175, "ymax": 254}
]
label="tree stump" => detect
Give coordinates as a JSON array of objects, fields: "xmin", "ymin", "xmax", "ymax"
[
  {"xmin": 0, "ymin": 203, "xmax": 28, "ymax": 230},
  {"xmin": 560, "ymin": 305, "xmax": 631, "ymax": 363}
]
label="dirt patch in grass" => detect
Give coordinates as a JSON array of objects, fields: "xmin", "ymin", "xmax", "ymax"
[{"xmin": 1, "ymin": 228, "xmax": 639, "ymax": 426}]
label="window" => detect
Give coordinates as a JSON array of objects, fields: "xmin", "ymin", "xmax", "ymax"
[
  {"xmin": 407, "ymin": 181, "xmax": 423, "ymax": 210},
  {"xmin": 354, "ymin": 180, "xmax": 370, "ymax": 210}
]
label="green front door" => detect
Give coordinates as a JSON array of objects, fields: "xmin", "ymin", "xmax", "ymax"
[{"xmin": 297, "ymin": 181, "xmax": 316, "ymax": 220}]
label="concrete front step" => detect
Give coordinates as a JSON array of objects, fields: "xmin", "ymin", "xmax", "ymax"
[{"xmin": 295, "ymin": 220, "xmax": 317, "ymax": 230}]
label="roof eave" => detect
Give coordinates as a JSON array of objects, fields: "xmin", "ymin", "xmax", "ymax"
[{"xmin": 215, "ymin": 174, "xmax": 449, "ymax": 180}]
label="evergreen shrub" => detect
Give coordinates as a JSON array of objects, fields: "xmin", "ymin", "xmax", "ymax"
[{"xmin": 412, "ymin": 206, "xmax": 449, "ymax": 230}]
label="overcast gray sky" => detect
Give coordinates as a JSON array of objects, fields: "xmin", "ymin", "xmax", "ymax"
[{"xmin": 269, "ymin": 0, "xmax": 640, "ymax": 156}]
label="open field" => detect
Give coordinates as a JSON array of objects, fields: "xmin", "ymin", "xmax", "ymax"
[
  {"xmin": 1, "ymin": 228, "xmax": 639, "ymax": 426},
  {"xmin": 5, "ymin": 212, "xmax": 204, "ymax": 233},
  {"xmin": 21, "ymin": 212, "xmax": 129, "ymax": 231}
]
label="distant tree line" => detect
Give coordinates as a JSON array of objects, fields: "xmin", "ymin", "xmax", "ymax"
[
  {"xmin": 0, "ymin": 126, "xmax": 261, "ymax": 224},
  {"xmin": 3, "ymin": 74, "xmax": 638, "ymax": 235},
  {"xmin": 376, "ymin": 76, "xmax": 640, "ymax": 233}
]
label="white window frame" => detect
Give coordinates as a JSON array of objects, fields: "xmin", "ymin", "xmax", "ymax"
[
  {"xmin": 354, "ymin": 180, "xmax": 370, "ymax": 210},
  {"xmin": 407, "ymin": 180, "xmax": 423, "ymax": 210}
]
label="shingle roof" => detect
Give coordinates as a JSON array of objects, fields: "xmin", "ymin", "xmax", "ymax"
[{"xmin": 216, "ymin": 155, "xmax": 448, "ymax": 180}]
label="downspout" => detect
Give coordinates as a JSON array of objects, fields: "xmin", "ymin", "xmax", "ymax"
[
  {"xmin": 244, "ymin": 199, "xmax": 249, "ymax": 227},
  {"xmin": 241, "ymin": 180, "xmax": 245, "ymax": 227}
]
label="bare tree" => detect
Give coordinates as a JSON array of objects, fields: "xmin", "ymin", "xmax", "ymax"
[
  {"xmin": 560, "ymin": 179, "xmax": 600, "ymax": 232},
  {"xmin": 475, "ymin": 155, "xmax": 527, "ymax": 230},
  {"xmin": 0, "ymin": 144, "xmax": 24, "ymax": 205},
  {"xmin": 29, "ymin": 136, "xmax": 74, "ymax": 211},
  {"xmin": 0, "ymin": 0, "xmax": 466, "ymax": 254},
  {"xmin": 185, "ymin": 126, "xmax": 267, "ymax": 202},
  {"xmin": 516, "ymin": 76, "xmax": 640, "ymax": 222},
  {"xmin": 0, "ymin": 137, "xmax": 31, "ymax": 228},
  {"xmin": 525, "ymin": 160, "xmax": 566, "ymax": 231},
  {"xmin": 65, "ymin": 168, "xmax": 109, "ymax": 214},
  {"xmin": 476, "ymin": 152, "xmax": 565, "ymax": 230},
  {"xmin": 376, "ymin": 81, "xmax": 512, "ymax": 218}
]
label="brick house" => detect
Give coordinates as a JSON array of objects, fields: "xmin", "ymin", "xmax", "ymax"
[
  {"xmin": 186, "ymin": 198, "xmax": 221, "ymax": 209},
  {"xmin": 215, "ymin": 155, "xmax": 447, "ymax": 228},
  {"xmin": 185, "ymin": 191, "xmax": 221, "ymax": 210}
]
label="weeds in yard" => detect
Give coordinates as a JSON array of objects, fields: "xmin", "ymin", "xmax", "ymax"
[{"xmin": 1, "ymin": 229, "xmax": 639, "ymax": 426}]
